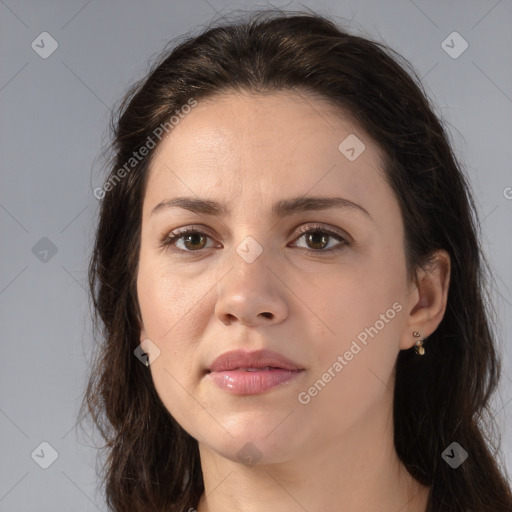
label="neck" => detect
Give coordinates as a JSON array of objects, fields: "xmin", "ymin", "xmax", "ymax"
[{"xmin": 195, "ymin": 386, "xmax": 430, "ymax": 512}]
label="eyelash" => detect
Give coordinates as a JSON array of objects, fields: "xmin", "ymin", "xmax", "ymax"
[{"xmin": 159, "ymin": 224, "xmax": 350, "ymax": 256}]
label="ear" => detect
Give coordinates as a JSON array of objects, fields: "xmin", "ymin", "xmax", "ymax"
[{"xmin": 400, "ymin": 249, "xmax": 451, "ymax": 350}]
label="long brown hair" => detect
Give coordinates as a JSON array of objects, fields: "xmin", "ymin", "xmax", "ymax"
[{"xmin": 79, "ymin": 9, "xmax": 512, "ymax": 511}]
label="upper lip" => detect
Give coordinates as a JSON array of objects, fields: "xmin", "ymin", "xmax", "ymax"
[{"xmin": 207, "ymin": 349, "xmax": 304, "ymax": 372}]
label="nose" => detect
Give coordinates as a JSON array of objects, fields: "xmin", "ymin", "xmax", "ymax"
[{"xmin": 214, "ymin": 252, "xmax": 288, "ymax": 327}]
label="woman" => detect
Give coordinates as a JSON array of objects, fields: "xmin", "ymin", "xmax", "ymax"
[{"xmin": 79, "ymin": 9, "xmax": 512, "ymax": 512}]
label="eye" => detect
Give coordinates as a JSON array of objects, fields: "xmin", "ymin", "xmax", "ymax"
[
  {"xmin": 159, "ymin": 224, "xmax": 350, "ymax": 255},
  {"xmin": 160, "ymin": 227, "xmax": 217, "ymax": 252},
  {"xmin": 290, "ymin": 224, "xmax": 349, "ymax": 253}
]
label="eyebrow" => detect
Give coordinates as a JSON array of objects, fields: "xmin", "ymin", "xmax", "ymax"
[{"xmin": 151, "ymin": 195, "xmax": 372, "ymax": 220}]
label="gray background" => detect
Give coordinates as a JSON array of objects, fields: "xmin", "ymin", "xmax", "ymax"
[{"xmin": 1, "ymin": 0, "xmax": 511, "ymax": 510}]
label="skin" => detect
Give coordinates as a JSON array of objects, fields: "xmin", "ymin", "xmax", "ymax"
[{"xmin": 136, "ymin": 90, "xmax": 450, "ymax": 512}]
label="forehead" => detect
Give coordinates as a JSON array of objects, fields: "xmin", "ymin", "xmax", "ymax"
[{"xmin": 143, "ymin": 90, "xmax": 389, "ymax": 214}]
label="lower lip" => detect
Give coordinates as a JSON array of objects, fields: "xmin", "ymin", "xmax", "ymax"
[{"xmin": 207, "ymin": 369, "xmax": 303, "ymax": 395}]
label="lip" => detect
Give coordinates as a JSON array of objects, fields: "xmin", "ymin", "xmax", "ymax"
[
  {"xmin": 205, "ymin": 349, "xmax": 305, "ymax": 395},
  {"xmin": 207, "ymin": 348, "xmax": 303, "ymax": 372}
]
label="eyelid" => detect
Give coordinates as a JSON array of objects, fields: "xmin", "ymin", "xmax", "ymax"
[{"xmin": 293, "ymin": 223, "xmax": 351, "ymax": 243}]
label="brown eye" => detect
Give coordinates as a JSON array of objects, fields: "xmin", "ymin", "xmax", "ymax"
[
  {"xmin": 304, "ymin": 231, "xmax": 330, "ymax": 250},
  {"xmin": 291, "ymin": 226, "xmax": 349, "ymax": 253},
  {"xmin": 161, "ymin": 225, "xmax": 349, "ymax": 256},
  {"xmin": 161, "ymin": 228, "xmax": 216, "ymax": 253},
  {"xmin": 181, "ymin": 233, "xmax": 208, "ymax": 251}
]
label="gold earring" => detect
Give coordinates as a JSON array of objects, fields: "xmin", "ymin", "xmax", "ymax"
[{"xmin": 413, "ymin": 331, "xmax": 425, "ymax": 355}]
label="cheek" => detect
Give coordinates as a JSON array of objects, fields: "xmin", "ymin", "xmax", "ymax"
[
  {"xmin": 310, "ymin": 249, "xmax": 402, "ymax": 340},
  {"xmin": 308, "ymin": 249, "xmax": 406, "ymax": 403},
  {"xmin": 137, "ymin": 254, "xmax": 199, "ymax": 339},
  {"xmin": 137, "ymin": 264, "xmax": 207, "ymax": 434},
  {"xmin": 316, "ymin": 274, "xmax": 401, "ymax": 372},
  {"xmin": 150, "ymin": 362, "xmax": 211, "ymax": 446},
  {"xmin": 306, "ymin": 287, "xmax": 403, "ymax": 434},
  {"xmin": 137, "ymin": 262, "xmax": 197, "ymax": 379}
]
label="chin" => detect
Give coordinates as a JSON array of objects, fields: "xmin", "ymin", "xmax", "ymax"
[{"xmin": 198, "ymin": 423, "xmax": 304, "ymax": 467}]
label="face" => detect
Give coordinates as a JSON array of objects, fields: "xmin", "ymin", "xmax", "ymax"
[{"xmin": 136, "ymin": 90, "xmax": 415, "ymax": 464}]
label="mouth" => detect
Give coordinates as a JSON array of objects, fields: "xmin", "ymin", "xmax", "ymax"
[
  {"xmin": 206, "ymin": 365, "xmax": 295, "ymax": 373},
  {"xmin": 207, "ymin": 348, "xmax": 303, "ymax": 373},
  {"xmin": 206, "ymin": 367, "xmax": 304, "ymax": 395},
  {"xmin": 205, "ymin": 349, "xmax": 305, "ymax": 395}
]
